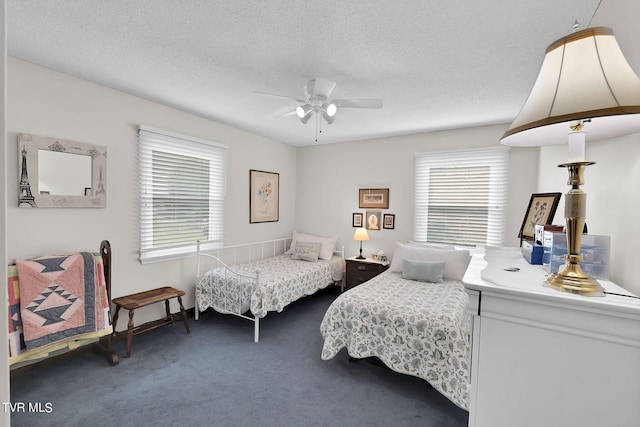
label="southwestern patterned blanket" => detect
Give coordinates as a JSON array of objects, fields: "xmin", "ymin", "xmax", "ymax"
[{"xmin": 10, "ymin": 252, "xmax": 111, "ymax": 356}]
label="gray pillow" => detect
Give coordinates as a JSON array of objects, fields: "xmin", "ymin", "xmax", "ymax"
[
  {"xmin": 290, "ymin": 241, "xmax": 322, "ymax": 262},
  {"xmin": 402, "ymin": 259, "xmax": 445, "ymax": 283}
]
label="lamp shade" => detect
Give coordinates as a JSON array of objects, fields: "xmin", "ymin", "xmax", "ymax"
[
  {"xmin": 353, "ymin": 227, "xmax": 370, "ymax": 241},
  {"xmin": 501, "ymin": 27, "xmax": 640, "ymax": 147}
]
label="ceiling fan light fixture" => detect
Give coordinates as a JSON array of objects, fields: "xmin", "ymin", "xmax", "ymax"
[
  {"xmin": 300, "ymin": 113, "xmax": 312, "ymax": 124},
  {"xmin": 326, "ymin": 103, "xmax": 337, "ymax": 117},
  {"xmin": 323, "ymin": 110, "xmax": 336, "ymax": 124},
  {"xmin": 296, "ymin": 104, "xmax": 312, "ymax": 119}
]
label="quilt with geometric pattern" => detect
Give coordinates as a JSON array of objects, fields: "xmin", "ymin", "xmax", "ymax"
[{"xmin": 15, "ymin": 252, "xmax": 110, "ymax": 351}]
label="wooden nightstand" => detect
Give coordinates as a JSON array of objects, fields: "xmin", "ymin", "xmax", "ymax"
[{"xmin": 345, "ymin": 257, "xmax": 390, "ymax": 291}]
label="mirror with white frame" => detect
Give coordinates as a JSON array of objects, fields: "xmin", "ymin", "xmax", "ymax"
[{"xmin": 18, "ymin": 133, "xmax": 107, "ymax": 208}]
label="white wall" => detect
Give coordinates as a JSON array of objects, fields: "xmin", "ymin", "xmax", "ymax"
[
  {"xmin": 295, "ymin": 125, "xmax": 539, "ymax": 258},
  {"xmin": 537, "ymin": 0, "xmax": 640, "ymax": 295},
  {"xmin": 6, "ymin": 58, "xmax": 298, "ymax": 326}
]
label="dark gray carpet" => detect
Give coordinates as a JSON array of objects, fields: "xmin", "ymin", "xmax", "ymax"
[{"xmin": 10, "ymin": 286, "xmax": 468, "ymax": 427}]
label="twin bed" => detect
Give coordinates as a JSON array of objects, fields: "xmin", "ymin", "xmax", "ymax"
[
  {"xmin": 195, "ymin": 233, "xmax": 344, "ymax": 342},
  {"xmin": 320, "ymin": 242, "xmax": 473, "ymax": 410}
]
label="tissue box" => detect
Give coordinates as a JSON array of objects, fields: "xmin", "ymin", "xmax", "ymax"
[{"xmin": 522, "ymin": 240, "xmax": 544, "ymax": 265}]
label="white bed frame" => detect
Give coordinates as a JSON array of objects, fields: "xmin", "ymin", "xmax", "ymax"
[{"xmin": 195, "ymin": 237, "xmax": 344, "ymax": 342}]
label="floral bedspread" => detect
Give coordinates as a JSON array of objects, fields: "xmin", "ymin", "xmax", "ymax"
[
  {"xmin": 196, "ymin": 254, "xmax": 336, "ymax": 318},
  {"xmin": 320, "ymin": 271, "xmax": 470, "ymax": 410}
]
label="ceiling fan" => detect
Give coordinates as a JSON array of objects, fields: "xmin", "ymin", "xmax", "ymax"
[{"xmin": 256, "ymin": 77, "xmax": 383, "ymax": 125}]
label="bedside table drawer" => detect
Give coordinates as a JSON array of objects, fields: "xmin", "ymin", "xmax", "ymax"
[{"xmin": 345, "ymin": 259, "xmax": 389, "ymax": 290}]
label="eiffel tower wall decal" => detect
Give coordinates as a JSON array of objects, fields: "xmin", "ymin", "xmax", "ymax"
[{"xmin": 18, "ymin": 133, "xmax": 107, "ymax": 208}]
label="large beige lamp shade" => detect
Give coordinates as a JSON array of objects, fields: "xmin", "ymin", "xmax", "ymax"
[
  {"xmin": 501, "ymin": 26, "xmax": 640, "ymax": 296},
  {"xmin": 501, "ymin": 27, "xmax": 640, "ymax": 149}
]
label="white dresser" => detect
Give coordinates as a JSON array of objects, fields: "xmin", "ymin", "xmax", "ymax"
[{"xmin": 463, "ymin": 246, "xmax": 640, "ymax": 427}]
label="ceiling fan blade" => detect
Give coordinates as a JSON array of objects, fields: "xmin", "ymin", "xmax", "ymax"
[
  {"xmin": 312, "ymin": 78, "xmax": 336, "ymax": 100},
  {"xmin": 254, "ymin": 91, "xmax": 305, "ymax": 104},
  {"xmin": 333, "ymin": 99, "xmax": 383, "ymax": 109},
  {"xmin": 274, "ymin": 107, "xmax": 297, "ymax": 118}
]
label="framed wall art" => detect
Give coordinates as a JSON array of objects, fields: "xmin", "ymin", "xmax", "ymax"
[
  {"xmin": 250, "ymin": 169, "xmax": 279, "ymax": 223},
  {"xmin": 365, "ymin": 210, "xmax": 381, "ymax": 230},
  {"xmin": 518, "ymin": 192, "xmax": 561, "ymax": 239},
  {"xmin": 359, "ymin": 188, "xmax": 389, "ymax": 209},
  {"xmin": 352, "ymin": 213, "xmax": 363, "ymax": 227},
  {"xmin": 383, "ymin": 214, "xmax": 395, "ymax": 230}
]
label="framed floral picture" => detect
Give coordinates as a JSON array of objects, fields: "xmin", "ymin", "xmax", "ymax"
[
  {"xmin": 518, "ymin": 193, "xmax": 561, "ymax": 239},
  {"xmin": 250, "ymin": 169, "xmax": 279, "ymax": 223}
]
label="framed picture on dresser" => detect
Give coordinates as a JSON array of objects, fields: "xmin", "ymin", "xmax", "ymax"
[{"xmin": 518, "ymin": 192, "xmax": 561, "ymax": 239}]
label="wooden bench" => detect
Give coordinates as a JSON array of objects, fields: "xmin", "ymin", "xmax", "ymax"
[{"xmin": 112, "ymin": 286, "xmax": 190, "ymax": 357}]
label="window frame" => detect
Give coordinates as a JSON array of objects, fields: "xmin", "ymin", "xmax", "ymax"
[
  {"xmin": 413, "ymin": 146, "xmax": 509, "ymax": 246},
  {"xmin": 138, "ymin": 125, "xmax": 227, "ymax": 264}
]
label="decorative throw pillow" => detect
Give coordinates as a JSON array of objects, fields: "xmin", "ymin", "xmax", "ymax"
[
  {"xmin": 286, "ymin": 231, "xmax": 338, "ymax": 260},
  {"xmin": 402, "ymin": 259, "xmax": 445, "ymax": 283},
  {"xmin": 290, "ymin": 241, "xmax": 322, "ymax": 262},
  {"xmin": 389, "ymin": 242, "xmax": 471, "ymax": 280}
]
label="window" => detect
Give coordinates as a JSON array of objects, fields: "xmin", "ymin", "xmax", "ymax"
[
  {"xmin": 138, "ymin": 126, "xmax": 227, "ymax": 263},
  {"xmin": 414, "ymin": 146, "xmax": 509, "ymax": 246}
]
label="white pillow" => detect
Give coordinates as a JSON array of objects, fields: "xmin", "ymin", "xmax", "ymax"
[
  {"xmin": 389, "ymin": 242, "xmax": 471, "ymax": 280},
  {"xmin": 402, "ymin": 259, "xmax": 445, "ymax": 283},
  {"xmin": 287, "ymin": 231, "xmax": 338, "ymax": 261},
  {"xmin": 290, "ymin": 241, "xmax": 322, "ymax": 262},
  {"xmin": 405, "ymin": 240, "xmax": 456, "ymax": 250}
]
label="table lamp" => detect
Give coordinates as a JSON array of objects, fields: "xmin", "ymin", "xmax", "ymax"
[
  {"xmin": 501, "ymin": 25, "xmax": 640, "ymax": 296},
  {"xmin": 353, "ymin": 228, "xmax": 370, "ymax": 259}
]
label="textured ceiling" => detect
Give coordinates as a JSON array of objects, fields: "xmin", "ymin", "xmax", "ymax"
[{"xmin": 7, "ymin": 1, "xmax": 602, "ymax": 147}]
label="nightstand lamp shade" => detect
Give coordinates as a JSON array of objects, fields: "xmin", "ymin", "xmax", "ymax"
[{"xmin": 353, "ymin": 227, "xmax": 370, "ymax": 260}]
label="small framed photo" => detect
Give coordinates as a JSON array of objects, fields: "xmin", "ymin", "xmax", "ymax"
[
  {"xmin": 359, "ymin": 188, "xmax": 389, "ymax": 209},
  {"xmin": 365, "ymin": 210, "xmax": 381, "ymax": 230},
  {"xmin": 518, "ymin": 192, "xmax": 561, "ymax": 239},
  {"xmin": 352, "ymin": 213, "xmax": 363, "ymax": 227},
  {"xmin": 383, "ymin": 214, "xmax": 395, "ymax": 230}
]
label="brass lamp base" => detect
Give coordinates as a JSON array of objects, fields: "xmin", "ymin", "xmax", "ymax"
[
  {"xmin": 546, "ymin": 255, "xmax": 604, "ymax": 297},
  {"xmin": 546, "ymin": 159, "xmax": 604, "ymax": 297}
]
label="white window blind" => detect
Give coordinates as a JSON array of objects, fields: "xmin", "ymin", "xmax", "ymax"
[
  {"xmin": 414, "ymin": 146, "xmax": 509, "ymax": 246},
  {"xmin": 138, "ymin": 126, "xmax": 227, "ymax": 263}
]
